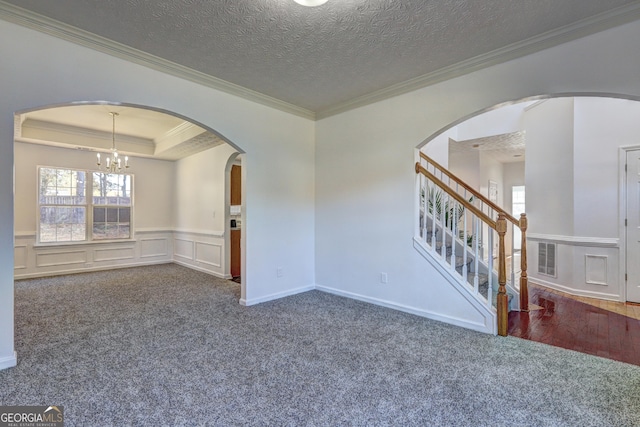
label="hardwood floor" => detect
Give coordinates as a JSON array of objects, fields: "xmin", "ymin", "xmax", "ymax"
[{"xmin": 508, "ymin": 284, "xmax": 640, "ymax": 366}]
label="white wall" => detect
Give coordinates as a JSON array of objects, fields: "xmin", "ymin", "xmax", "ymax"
[
  {"xmin": 174, "ymin": 144, "xmax": 238, "ymax": 233},
  {"xmin": 422, "ymin": 128, "xmax": 456, "ymax": 167},
  {"xmin": 502, "ymin": 162, "xmax": 525, "ymax": 216},
  {"xmin": 448, "ymin": 150, "xmax": 480, "ymax": 190},
  {"xmin": 479, "ymin": 152, "xmax": 504, "ymax": 207},
  {"xmin": 0, "ymin": 19, "xmax": 316, "ymax": 369},
  {"xmin": 524, "ymin": 98, "xmax": 575, "ymax": 236},
  {"xmin": 173, "ymin": 143, "xmax": 239, "ymax": 277},
  {"xmin": 573, "ymin": 97, "xmax": 640, "ymax": 237},
  {"xmin": 457, "ymin": 101, "xmax": 530, "ymax": 141},
  {"xmin": 315, "ymin": 19, "xmax": 640, "ymax": 333},
  {"xmin": 526, "ymin": 97, "xmax": 640, "ymax": 301},
  {"xmin": 14, "ymin": 141, "xmax": 175, "ymax": 233}
]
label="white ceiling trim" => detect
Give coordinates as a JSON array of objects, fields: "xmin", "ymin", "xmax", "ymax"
[
  {"xmin": 0, "ymin": 1, "xmax": 316, "ymax": 120},
  {"xmin": 154, "ymin": 122, "xmax": 206, "ymax": 155},
  {"xmin": 21, "ymin": 119, "xmax": 154, "ymax": 147},
  {"xmin": 2, "ymin": 1, "xmax": 640, "ymax": 121},
  {"xmin": 316, "ymin": 2, "xmax": 640, "ymax": 119}
]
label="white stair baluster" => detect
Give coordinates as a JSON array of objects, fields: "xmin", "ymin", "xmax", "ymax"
[
  {"xmin": 510, "ymin": 223, "xmax": 516, "ymax": 289},
  {"xmin": 462, "ymin": 209, "xmax": 468, "ymax": 286},
  {"xmin": 418, "ymin": 174, "xmax": 427, "ymax": 243},
  {"xmin": 450, "ymin": 197, "xmax": 457, "ymax": 271},
  {"xmin": 441, "ymin": 192, "xmax": 447, "ymax": 264},
  {"xmin": 487, "ymin": 229, "xmax": 494, "ymax": 307},
  {"xmin": 473, "ymin": 216, "xmax": 479, "ymax": 293}
]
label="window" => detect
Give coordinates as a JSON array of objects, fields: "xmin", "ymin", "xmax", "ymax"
[
  {"xmin": 92, "ymin": 172, "xmax": 131, "ymax": 240},
  {"xmin": 38, "ymin": 167, "xmax": 132, "ymax": 243}
]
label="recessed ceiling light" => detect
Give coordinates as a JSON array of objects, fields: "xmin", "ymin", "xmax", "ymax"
[{"xmin": 294, "ymin": 0, "xmax": 328, "ymax": 6}]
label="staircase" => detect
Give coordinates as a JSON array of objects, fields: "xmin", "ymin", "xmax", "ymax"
[{"xmin": 415, "ymin": 152, "xmax": 529, "ymax": 336}]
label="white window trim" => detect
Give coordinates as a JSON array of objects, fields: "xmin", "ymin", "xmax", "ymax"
[{"xmin": 37, "ymin": 166, "xmax": 135, "ymax": 245}]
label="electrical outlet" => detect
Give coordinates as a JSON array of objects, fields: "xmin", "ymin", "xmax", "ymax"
[
  {"xmin": 380, "ymin": 272, "xmax": 388, "ymax": 284},
  {"xmin": 277, "ymin": 267, "xmax": 284, "ymax": 278}
]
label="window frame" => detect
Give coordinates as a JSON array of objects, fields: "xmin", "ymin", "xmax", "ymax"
[{"xmin": 37, "ymin": 166, "xmax": 134, "ymax": 245}]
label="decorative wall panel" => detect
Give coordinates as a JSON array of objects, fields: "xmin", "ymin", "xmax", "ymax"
[
  {"xmin": 140, "ymin": 237, "xmax": 169, "ymax": 258},
  {"xmin": 195, "ymin": 241, "xmax": 222, "ymax": 268}
]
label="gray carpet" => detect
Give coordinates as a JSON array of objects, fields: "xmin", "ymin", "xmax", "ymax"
[{"xmin": 1, "ymin": 264, "xmax": 639, "ymax": 426}]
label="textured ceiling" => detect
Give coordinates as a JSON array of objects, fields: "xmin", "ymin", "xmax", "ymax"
[
  {"xmin": 450, "ymin": 132, "xmax": 526, "ymax": 164},
  {"xmin": 2, "ymin": 0, "xmax": 640, "ymax": 115}
]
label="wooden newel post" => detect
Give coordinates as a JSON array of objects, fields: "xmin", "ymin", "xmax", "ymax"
[
  {"xmin": 519, "ymin": 213, "xmax": 529, "ymax": 312},
  {"xmin": 497, "ymin": 213, "xmax": 508, "ymax": 336}
]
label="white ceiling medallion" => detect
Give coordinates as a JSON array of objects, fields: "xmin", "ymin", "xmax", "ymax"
[{"xmin": 294, "ymin": 0, "xmax": 328, "ymax": 6}]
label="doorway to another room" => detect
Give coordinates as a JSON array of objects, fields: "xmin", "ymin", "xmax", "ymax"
[{"xmin": 229, "ymin": 157, "xmax": 242, "ymax": 284}]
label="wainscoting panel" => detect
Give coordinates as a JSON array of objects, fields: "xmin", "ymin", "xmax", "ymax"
[
  {"xmin": 36, "ymin": 250, "xmax": 87, "ymax": 267},
  {"xmin": 14, "ymin": 245, "xmax": 27, "ymax": 270},
  {"xmin": 528, "ymin": 235, "xmax": 621, "ymax": 301},
  {"xmin": 173, "ymin": 230, "xmax": 228, "ymax": 279},
  {"xmin": 140, "ymin": 237, "xmax": 169, "ymax": 258},
  {"xmin": 195, "ymin": 241, "xmax": 222, "ymax": 268},
  {"xmin": 174, "ymin": 238, "xmax": 195, "ymax": 260},
  {"xmin": 585, "ymin": 255, "xmax": 608, "ymax": 286},
  {"xmin": 13, "ymin": 230, "xmax": 226, "ymax": 280},
  {"xmin": 93, "ymin": 246, "xmax": 135, "ymax": 262},
  {"xmin": 14, "ymin": 230, "xmax": 174, "ymax": 279}
]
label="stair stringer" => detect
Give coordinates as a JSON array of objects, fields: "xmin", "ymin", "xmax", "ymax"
[{"xmin": 413, "ymin": 237, "xmax": 497, "ymax": 335}]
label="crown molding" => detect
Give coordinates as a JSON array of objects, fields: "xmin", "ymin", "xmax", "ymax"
[
  {"xmin": 2, "ymin": 1, "xmax": 640, "ymax": 122},
  {"xmin": 315, "ymin": 1, "xmax": 640, "ymax": 119},
  {"xmin": 0, "ymin": 1, "xmax": 316, "ymax": 121},
  {"xmin": 21, "ymin": 118, "xmax": 153, "ymax": 147}
]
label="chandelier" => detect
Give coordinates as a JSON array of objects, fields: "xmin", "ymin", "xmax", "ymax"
[{"xmin": 96, "ymin": 112, "xmax": 129, "ymax": 172}]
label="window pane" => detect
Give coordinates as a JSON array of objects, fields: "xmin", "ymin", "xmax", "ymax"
[
  {"xmin": 118, "ymin": 225, "xmax": 130, "ymax": 239},
  {"xmin": 119, "ymin": 207, "xmax": 130, "ymax": 223},
  {"xmin": 93, "ymin": 223, "xmax": 106, "ymax": 240},
  {"xmin": 93, "ymin": 207, "xmax": 106, "ymax": 223},
  {"xmin": 93, "ymin": 172, "xmax": 132, "ymax": 204},
  {"xmin": 56, "ymin": 224, "xmax": 72, "ymax": 241},
  {"xmin": 106, "ymin": 207, "xmax": 118, "ymax": 223},
  {"xmin": 72, "ymin": 224, "xmax": 86, "ymax": 241},
  {"xmin": 40, "ymin": 223, "xmax": 56, "ymax": 243},
  {"xmin": 55, "ymin": 207, "xmax": 71, "ymax": 224},
  {"xmin": 104, "ymin": 224, "xmax": 119, "ymax": 239},
  {"xmin": 38, "ymin": 167, "xmax": 87, "ymax": 243}
]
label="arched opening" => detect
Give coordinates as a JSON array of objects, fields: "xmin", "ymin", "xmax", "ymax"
[
  {"xmin": 417, "ymin": 93, "xmax": 640, "ymax": 360},
  {"xmin": 13, "ymin": 101, "xmax": 247, "ymax": 299}
]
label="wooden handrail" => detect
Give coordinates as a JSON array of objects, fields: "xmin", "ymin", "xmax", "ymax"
[
  {"xmin": 417, "ymin": 164, "xmax": 497, "ymax": 229},
  {"xmin": 416, "ymin": 153, "xmax": 530, "ymax": 336},
  {"xmin": 419, "ymin": 152, "xmax": 519, "ymax": 226}
]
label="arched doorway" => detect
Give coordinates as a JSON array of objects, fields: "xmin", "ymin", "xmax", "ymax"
[
  {"xmin": 417, "ymin": 94, "xmax": 640, "ymax": 363},
  {"xmin": 13, "ymin": 101, "xmax": 247, "ymax": 299}
]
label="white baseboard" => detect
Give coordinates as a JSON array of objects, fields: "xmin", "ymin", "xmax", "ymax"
[
  {"xmin": 240, "ymin": 284, "xmax": 315, "ymax": 306},
  {"xmin": 0, "ymin": 351, "xmax": 17, "ymax": 370},
  {"xmin": 14, "ymin": 260, "xmax": 173, "ymax": 280},
  {"xmin": 530, "ymin": 277, "xmax": 622, "ymax": 301},
  {"xmin": 172, "ymin": 260, "xmax": 229, "ymax": 279},
  {"xmin": 315, "ymin": 284, "xmax": 494, "ymax": 335}
]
